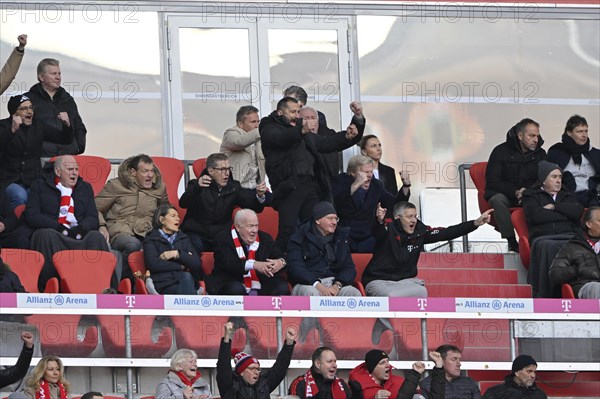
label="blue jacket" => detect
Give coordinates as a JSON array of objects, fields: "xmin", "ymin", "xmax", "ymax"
[{"xmin": 287, "ymin": 220, "xmax": 356, "ymax": 286}]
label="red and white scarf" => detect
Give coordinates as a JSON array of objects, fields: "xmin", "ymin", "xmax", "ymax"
[
  {"xmin": 36, "ymin": 379, "xmax": 68, "ymax": 399},
  {"xmin": 171, "ymin": 370, "xmax": 202, "ymax": 386},
  {"xmin": 302, "ymin": 368, "xmax": 347, "ymax": 399},
  {"xmin": 231, "ymin": 225, "xmax": 260, "ymax": 292},
  {"xmin": 56, "ymin": 181, "xmax": 77, "ymax": 228}
]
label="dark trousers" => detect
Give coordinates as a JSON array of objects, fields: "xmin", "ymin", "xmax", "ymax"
[
  {"xmin": 215, "ymin": 276, "xmax": 290, "ymax": 296},
  {"xmin": 275, "ymin": 178, "xmax": 320, "ymax": 252},
  {"xmin": 529, "ymin": 233, "xmax": 574, "ymax": 298},
  {"xmin": 159, "ymin": 272, "xmax": 196, "ymax": 295}
]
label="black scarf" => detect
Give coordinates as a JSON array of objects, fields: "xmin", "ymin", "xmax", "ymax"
[
  {"xmin": 556, "ymin": 132, "xmax": 590, "ymax": 165},
  {"xmin": 312, "ymin": 224, "xmax": 336, "ymax": 263}
]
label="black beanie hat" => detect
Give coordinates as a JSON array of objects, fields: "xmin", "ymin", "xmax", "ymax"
[
  {"xmin": 512, "ymin": 354, "xmax": 537, "ymax": 373},
  {"xmin": 7, "ymin": 94, "xmax": 30, "ymax": 115},
  {"xmin": 537, "ymin": 160, "xmax": 561, "ymax": 183},
  {"xmin": 365, "ymin": 349, "xmax": 389, "ymax": 373},
  {"xmin": 313, "ymin": 201, "xmax": 336, "ymax": 220}
]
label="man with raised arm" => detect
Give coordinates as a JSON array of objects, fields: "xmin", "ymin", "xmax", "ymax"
[{"xmin": 217, "ymin": 322, "xmax": 296, "ymax": 399}]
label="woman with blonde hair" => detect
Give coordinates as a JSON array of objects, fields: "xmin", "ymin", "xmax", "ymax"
[{"xmin": 23, "ymin": 355, "xmax": 70, "ymax": 399}]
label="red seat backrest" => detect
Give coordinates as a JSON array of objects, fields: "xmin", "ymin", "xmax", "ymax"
[
  {"xmin": 52, "ymin": 250, "xmax": 116, "ymax": 293},
  {"xmin": 0, "ymin": 248, "xmax": 45, "ymax": 293},
  {"xmin": 192, "ymin": 158, "xmax": 207, "ymax": 179}
]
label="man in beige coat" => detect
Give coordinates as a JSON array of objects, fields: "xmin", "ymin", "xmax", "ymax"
[
  {"xmin": 220, "ymin": 105, "xmax": 266, "ymax": 189},
  {"xmin": 95, "ymin": 154, "xmax": 169, "ymax": 284},
  {"xmin": 0, "ymin": 34, "xmax": 27, "ymax": 95}
]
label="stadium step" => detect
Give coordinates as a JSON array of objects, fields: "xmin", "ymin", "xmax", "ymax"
[
  {"xmin": 418, "ymin": 268, "xmax": 518, "ymax": 284},
  {"xmin": 427, "ymin": 284, "xmax": 532, "ymax": 298},
  {"xmin": 418, "ymin": 252, "xmax": 505, "ymax": 269}
]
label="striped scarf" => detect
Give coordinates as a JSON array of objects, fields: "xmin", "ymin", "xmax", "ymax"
[
  {"xmin": 36, "ymin": 379, "xmax": 68, "ymax": 399},
  {"xmin": 231, "ymin": 225, "xmax": 260, "ymax": 292},
  {"xmin": 56, "ymin": 181, "xmax": 77, "ymax": 228}
]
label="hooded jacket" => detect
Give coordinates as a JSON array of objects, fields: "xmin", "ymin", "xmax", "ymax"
[
  {"xmin": 25, "ymin": 83, "xmax": 87, "ymax": 157},
  {"xmin": 549, "ymin": 229, "xmax": 600, "ymax": 297},
  {"xmin": 484, "ymin": 125, "xmax": 546, "ymax": 205},
  {"xmin": 95, "ymin": 156, "xmax": 169, "ymax": 244}
]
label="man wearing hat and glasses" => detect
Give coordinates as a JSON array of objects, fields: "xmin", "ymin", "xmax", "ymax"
[
  {"xmin": 482, "ymin": 355, "xmax": 547, "ymax": 398},
  {"xmin": 1, "ymin": 94, "xmax": 73, "ymax": 209},
  {"xmin": 349, "ymin": 349, "xmax": 445, "ymax": 399}
]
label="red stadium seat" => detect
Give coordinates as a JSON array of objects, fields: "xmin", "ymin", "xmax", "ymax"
[
  {"xmin": 152, "ymin": 156, "xmax": 186, "ymax": 218},
  {"xmin": 510, "ymin": 208, "xmax": 530, "ymax": 268},
  {"xmin": 469, "ymin": 162, "xmax": 492, "ymax": 215},
  {"xmin": 52, "ymin": 250, "xmax": 120, "ymax": 293},
  {"xmin": 74, "ymin": 155, "xmax": 112, "ymax": 196},
  {"xmin": 128, "ymin": 251, "xmax": 150, "ymax": 295},
  {"xmin": 97, "ymin": 315, "xmax": 172, "ymax": 357},
  {"xmin": 562, "ymin": 283, "xmax": 576, "ymax": 299},
  {"xmin": 1, "ymin": 248, "xmax": 58, "ymax": 293},
  {"xmin": 256, "ymin": 207, "xmax": 279, "ymax": 239},
  {"xmin": 320, "ymin": 317, "xmax": 393, "ymax": 359},
  {"xmin": 192, "ymin": 158, "xmax": 207, "ymax": 178},
  {"xmin": 25, "ymin": 314, "xmax": 99, "ymax": 357},
  {"xmin": 171, "ymin": 316, "xmax": 246, "ymax": 357}
]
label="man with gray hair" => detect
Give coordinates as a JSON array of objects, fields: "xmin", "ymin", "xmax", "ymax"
[
  {"xmin": 25, "ymin": 58, "xmax": 87, "ymax": 156},
  {"xmin": 332, "ymin": 154, "xmax": 409, "ymax": 252},
  {"xmin": 220, "ymin": 105, "xmax": 266, "ymax": 189},
  {"xmin": 362, "ymin": 201, "xmax": 492, "ymax": 297},
  {"xmin": 208, "ymin": 208, "xmax": 289, "ymax": 295}
]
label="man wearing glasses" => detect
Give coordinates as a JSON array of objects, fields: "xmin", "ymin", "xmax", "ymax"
[
  {"xmin": 0, "ymin": 94, "xmax": 73, "ymax": 209},
  {"xmin": 180, "ymin": 152, "xmax": 267, "ymax": 253}
]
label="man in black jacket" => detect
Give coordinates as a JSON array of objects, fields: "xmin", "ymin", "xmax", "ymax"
[
  {"xmin": 259, "ymin": 97, "xmax": 365, "ymax": 251},
  {"xmin": 522, "ymin": 161, "xmax": 584, "ymax": 297},
  {"xmin": 483, "ymin": 355, "xmax": 547, "ymax": 399},
  {"xmin": 485, "ymin": 118, "xmax": 546, "ymax": 253},
  {"xmin": 208, "ymin": 208, "xmax": 289, "ymax": 295},
  {"xmin": 180, "ymin": 153, "xmax": 266, "ymax": 253},
  {"xmin": 217, "ymin": 321, "xmax": 296, "ymax": 399},
  {"xmin": 25, "ymin": 58, "xmax": 86, "ymax": 157},
  {"xmin": 24, "ymin": 155, "xmax": 109, "ymax": 291},
  {"xmin": 549, "ymin": 206, "xmax": 600, "ymax": 299},
  {"xmin": 363, "ymin": 201, "xmax": 492, "ymax": 297},
  {"xmin": 0, "ymin": 332, "xmax": 33, "ymax": 388}
]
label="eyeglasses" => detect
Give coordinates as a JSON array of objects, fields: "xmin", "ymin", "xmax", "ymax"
[
  {"xmin": 17, "ymin": 105, "xmax": 34, "ymax": 111},
  {"xmin": 246, "ymin": 366, "xmax": 261, "ymax": 373},
  {"xmin": 211, "ymin": 167, "xmax": 232, "ymax": 174}
]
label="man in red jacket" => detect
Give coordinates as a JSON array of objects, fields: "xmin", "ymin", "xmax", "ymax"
[{"xmin": 349, "ymin": 350, "xmax": 445, "ymax": 399}]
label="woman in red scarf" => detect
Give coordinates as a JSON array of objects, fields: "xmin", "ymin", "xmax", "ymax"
[
  {"xmin": 23, "ymin": 356, "xmax": 70, "ymax": 399},
  {"xmin": 156, "ymin": 349, "xmax": 212, "ymax": 399}
]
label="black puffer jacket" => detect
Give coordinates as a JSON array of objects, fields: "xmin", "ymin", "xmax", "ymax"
[
  {"xmin": 259, "ymin": 111, "xmax": 365, "ymax": 202},
  {"xmin": 216, "ymin": 338, "xmax": 294, "ymax": 399},
  {"xmin": 549, "ymin": 230, "xmax": 600, "ymax": 297},
  {"xmin": 179, "ymin": 170, "xmax": 264, "ymax": 242},
  {"xmin": 522, "ymin": 188, "xmax": 583, "ymax": 241},
  {"xmin": 0, "ymin": 342, "xmax": 33, "ymax": 388},
  {"xmin": 482, "ymin": 374, "xmax": 547, "ymax": 399},
  {"xmin": 484, "ymin": 125, "xmax": 545, "ymax": 205},
  {"xmin": 26, "ymin": 83, "xmax": 86, "ymax": 156}
]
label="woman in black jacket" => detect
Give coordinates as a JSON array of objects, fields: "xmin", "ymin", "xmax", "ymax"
[
  {"xmin": 143, "ymin": 205, "xmax": 202, "ymax": 295},
  {"xmin": 359, "ymin": 134, "xmax": 411, "ymax": 196}
]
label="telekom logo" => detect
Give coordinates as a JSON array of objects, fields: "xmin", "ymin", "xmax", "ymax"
[
  {"xmin": 272, "ymin": 297, "xmax": 282, "ymax": 310},
  {"xmin": 561, "ymin": 300, "xmax": 572, "ymax": 312},
  {"xmin": 417, "ymin": 298, "xmax": 428, "ymax": 311},
  {"xmin": 125, "ymin": 296, "xmax": 136, "ymax": 308}
]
